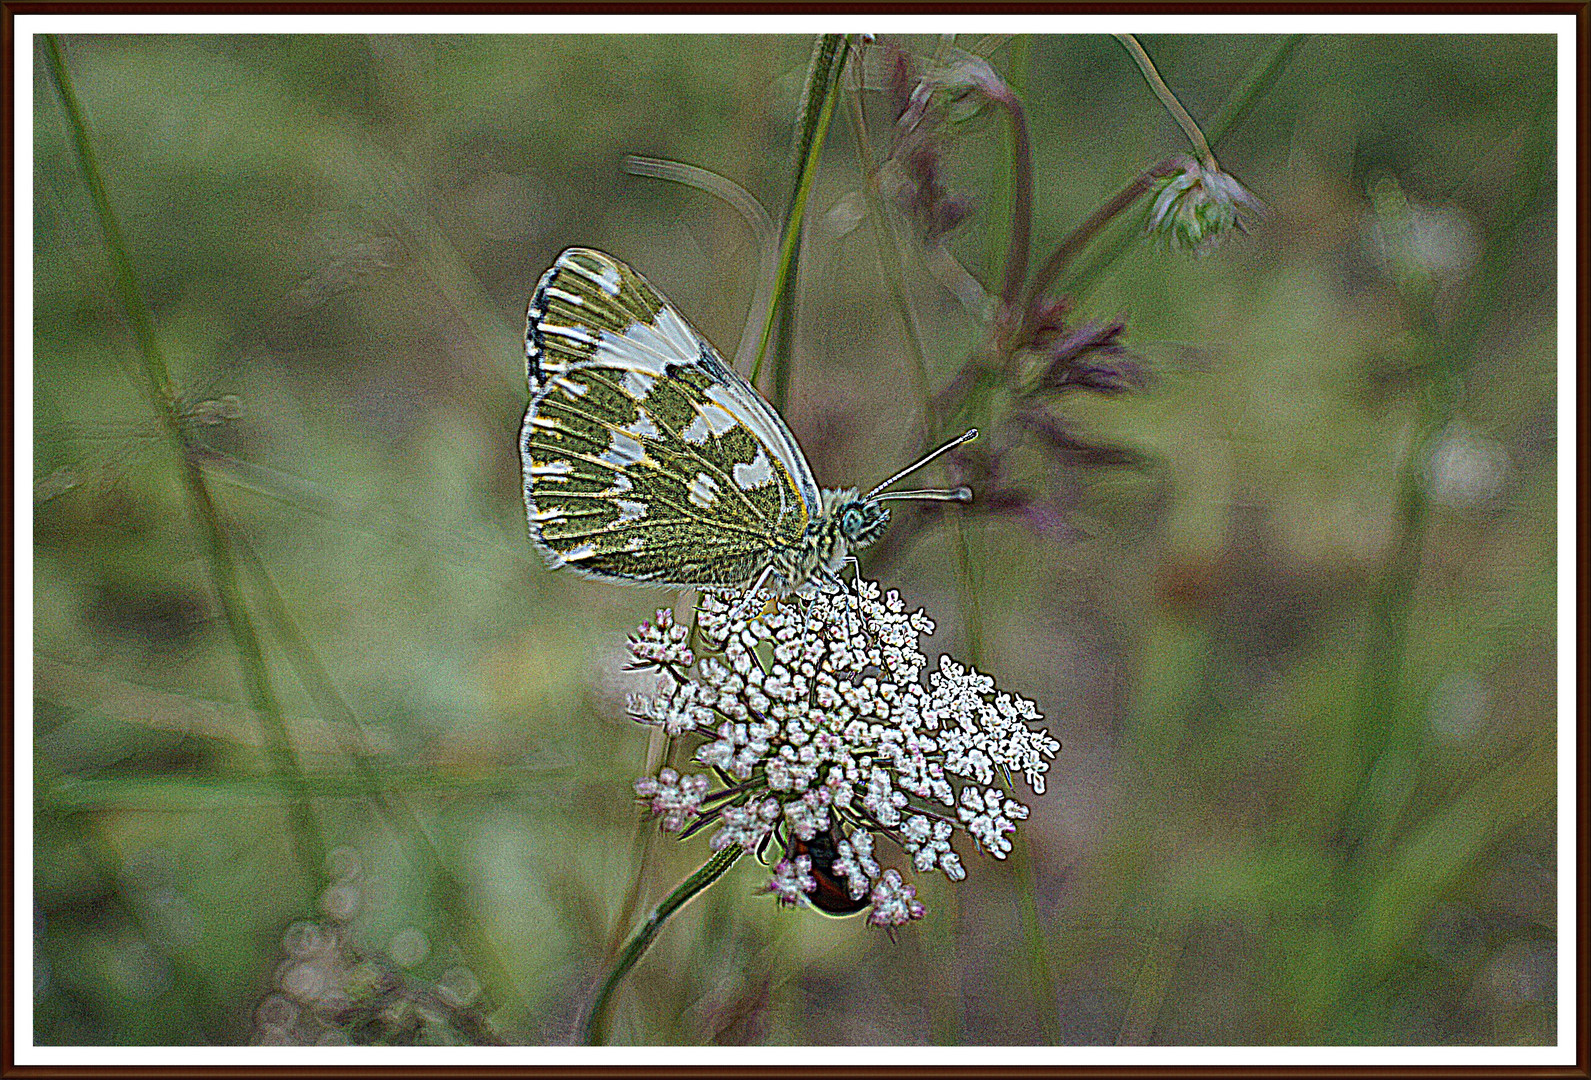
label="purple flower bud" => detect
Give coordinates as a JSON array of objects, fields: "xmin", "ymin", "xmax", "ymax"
[{"xmin": 1034, "ymin": 320, "xmax": 1146, "ymax": 395}]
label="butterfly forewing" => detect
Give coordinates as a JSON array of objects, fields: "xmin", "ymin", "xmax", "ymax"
[{"xmin": 521, "ymin": 249, "xmax": 816, "ymax": 589}]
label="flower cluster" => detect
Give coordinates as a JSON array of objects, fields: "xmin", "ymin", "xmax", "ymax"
[{"xmin": 626, "ymin": 581, "xmax": 1059, "ymax": 928}]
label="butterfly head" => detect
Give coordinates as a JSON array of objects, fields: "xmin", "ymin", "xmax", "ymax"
[{"xmin": 836, "ymin": 493, "xmax": 891, "ymax": 550}]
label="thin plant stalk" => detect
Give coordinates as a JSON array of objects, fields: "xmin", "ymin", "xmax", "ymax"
[
  {"xmin": 1204, "ymin": 34, "xmax": 1306, "ymax": 150},
  {"xmin": 231, "ymin": 533, "xmax": 520, "ymax": 1011},
  {"xmin": 983, "ymin": 35, "xmax": 1030, "ymax": 285},
  {"xmin": 605, "ymin": 728, "xmax": 673, "ymax": 959},
  {"xmin": 995, "ymin": 93, "xmax": 1033, "ymax": 310},
  {"xmin": 42, "ymin": 35, "xmax": 329, "ymax": 894},
  {"xmin": 42, "ymin": 768, "xmax": 568, "ymax": 811},
  {"xmin": 1115, "ymin": 35, "xmax": 1215, "ymax": 169},
  {"xmin": 750, "ymin": 34, "xmax": 851, "ymax": 398},
  {"xmin": 1340, "ymin": 88, "xmax": 1555, "ymax": 862},
  {"xmin": 1012, "ymin": 841, "xmax": 1061, "ymax": 1042},
  {"xmin": 581, "ymin": 846, "xmax": 744, "ymax": 1045}
]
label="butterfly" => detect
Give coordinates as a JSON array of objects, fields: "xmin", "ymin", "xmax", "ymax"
[{"xmin": 519, "ymin": 248, "xmax": 974, "ymax": 596}]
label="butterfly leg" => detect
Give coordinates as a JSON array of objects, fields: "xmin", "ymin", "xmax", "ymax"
[
  {"xmin": 840, "ymin": 556, "xmax": 872, "ymax": 646},
  {"xmin": 817, "ymin": 566, "xmax": 861, "ymax": 648},
  {"xmin": 736, "ymin": 564, "xmax": 775, "ymax": 621}
]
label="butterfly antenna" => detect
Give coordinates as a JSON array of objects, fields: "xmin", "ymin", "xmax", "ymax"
[{"xmin": 865, "ymin": 428, "xmax": 978, "ymax": 501}]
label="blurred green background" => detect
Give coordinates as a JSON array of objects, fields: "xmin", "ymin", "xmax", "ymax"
[{"xmin": 31, "ymin": 33, "xmax": 1557, "ymax": 1046}]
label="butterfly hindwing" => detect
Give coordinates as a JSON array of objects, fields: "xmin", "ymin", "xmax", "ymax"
[{"xmin": 521, "ymin": 249, "xmax": 817, "ymax": 589}]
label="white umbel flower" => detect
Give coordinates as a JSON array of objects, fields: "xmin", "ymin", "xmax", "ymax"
[{"xmin": 628, "ymin": 578, "xmax": 1059, "ymax": 926}]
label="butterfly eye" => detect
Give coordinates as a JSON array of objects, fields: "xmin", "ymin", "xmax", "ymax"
[{"xmin": 839, "ymin": 505, "xmax": 866, "ymax": 540}]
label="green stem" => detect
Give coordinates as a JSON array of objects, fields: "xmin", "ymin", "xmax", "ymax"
[
  {"xmin": 1115, "ymin": 35, "xmax": 1215, "ymax": 169},
  {"xmin": 983, "ymin": 36, "xmax": 1030, "ymax": 285},
  {"xmin": 1340, "ymin": 90, "xmax": 1555, "ymax": 861},
  {"xmin": 42, "ymin": 767, "xmax": 569, "ymax": 811},
  {"xmin": 581, "ymin": 846, "xmax": 744, "ymax": 1044},
  {"xmin": 995, "ymin": 92, "xmax": 1033, "ymax": 309},
  {"xmin": 751, "ymin": 34, "xmax": 851, "ymax": 399},
  {"xmin": 42, "ymin": 35, "xmax": 328, "ymax": 895},
  {"xmin": 1012, "ymin": 842, "xmax": 1060, "ymax": 1042},
  {"xmin": 605, "ymin": 727, "xmax": 672, "ymax": 959},
  {"xmin": 1205, "ymin": 35, "xmax": 1306, "ymax": 150},
  {"xmin": 950, "ymin": 519, "xmax": 985, "ymax": 666}
]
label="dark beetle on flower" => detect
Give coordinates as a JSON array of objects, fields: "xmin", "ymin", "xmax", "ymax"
[{"xmin": 789, "ymin": 828, "xmax": 870, "ymax": 917}]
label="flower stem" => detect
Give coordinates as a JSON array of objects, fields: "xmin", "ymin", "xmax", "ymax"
[
  {"xmin": 995, "ymin": 91, "xmax": 1033, "ymax": 309},
  {"xmin": 1115, "ymin": 35, "xmax": 1216, "ymax": 170},
  {"xmin": 1023, "ymin": 155, "xmax": 1191, "ymax": 313},
  {"xmin": 1012, "ymin": 842, "xmax": 1060, "ymax": 1042},
  {"xmin": 580, "ymin": 846, "xmax": 744, "ymax": 1044},
  {"xmin": 1047, "ymin": 37, "xmax": 1306, "ymax": 303},
  {"xmin": 983, "ymin": 35, "xmax": 1030, "ymax": 285},
  {"xmin": 1339, "ymin": 88, "xmax": 1555, "ymax": 863}
]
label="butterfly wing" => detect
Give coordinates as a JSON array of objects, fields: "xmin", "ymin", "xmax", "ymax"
[{"xmin": 520, "ymin": 248, "xmax": 818, "ymax": 589}]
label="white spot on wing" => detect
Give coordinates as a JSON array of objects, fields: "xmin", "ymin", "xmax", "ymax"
[
  {"xmin": 563, "ymin": 543, "xmax": 598, "ymax": 562},
  {"xmin": 540, "ymin": 324, "xmax": 595, "ymax": 345},
  {"xmin": 562, "ymin": 254, "xmax": 624, "ymax": 297},
  {"xmin": 553, "ymin": 376, "xmax": 588, "ymax": 397},
  {"xmin": 546, "ymin": 286, "xmax": 584, "ymax": 306},
  {"xmin": 599, "ymin": 430, "xmax": 646, "ymax": 467},
  {"xmin": 530, "ymin": 506, "xmax": 566, "ymax": 523},
  {"xmin": 622, "ymin": 409, "xmax": 660, "ymax": 440},
  {"xmin": 614, "ymin": 499, "xmax": 648, "ymax": 523},
  {"xmin": 625, "ymin": 536, "xmax": 645, "ymax": 551},
  {"xmin": 688, "ymin": 473, "xmax": 720, "ymax": 509},
  {"xmin": 681, "ymin": 414, "xmax": 709, "ymax": 444},
  {"xmin": 529, "ymin": 460, "xmax": 573, "ymax": 477},
  {"xmin": 597, "ymin": 306, "xmax": 701, "ymax": 377},
  {"xmin": 621, "ymin": 368, "xmax": 656, "ymax": 399},
  {"xmin": 733, "ymin": 447, "xmax": 774, "ymax": 489},
  {"xmin": 602, "ymin": 473, "xmax": 634, "ymax": 496},
  {"xmin": 682, "ymin": 403, "xmax": 738, "ymax": 444}
]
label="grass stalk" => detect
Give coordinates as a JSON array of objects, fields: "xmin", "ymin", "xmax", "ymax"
[
  {"xmin": 982, "ymin": 35, "xmax": 1030, "ymax": 284},
  {"xmin": 605, "ymin": 727, "xmax": 672, "ymax": 959},
  {"xmin": 42, "ymin": 35, "xmax": 329, "ymax": 896},
  {"xmin": 1204, "ymin": 35, "xmax": 1306, "ymax": 150},
  {"xmin": 1012, "ymin": 843, "xmax": 1061, "ymax": 1042},
  {"xmin": 230, "ymin": 534, "xmax": 520, "ymax": 1013},
  {"xmin": 750, "ymin": 34, "xmax": 851, "ymax": 402},
  {"xmin": 1340, "ymin": 88, "xmax": 1556, "ymax": 860},
  {"xmin": 1024, "ymin": 155, "xmax": 1190, "ymax": 314},
  {"xmin": 843, "ymin": 53, "xmax": 938, "ymax": 434}
]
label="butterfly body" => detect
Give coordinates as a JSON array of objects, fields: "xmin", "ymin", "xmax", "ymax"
[{"xmin": 520, "ymin": 248, "xmax": 967, "ymax": 595}]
